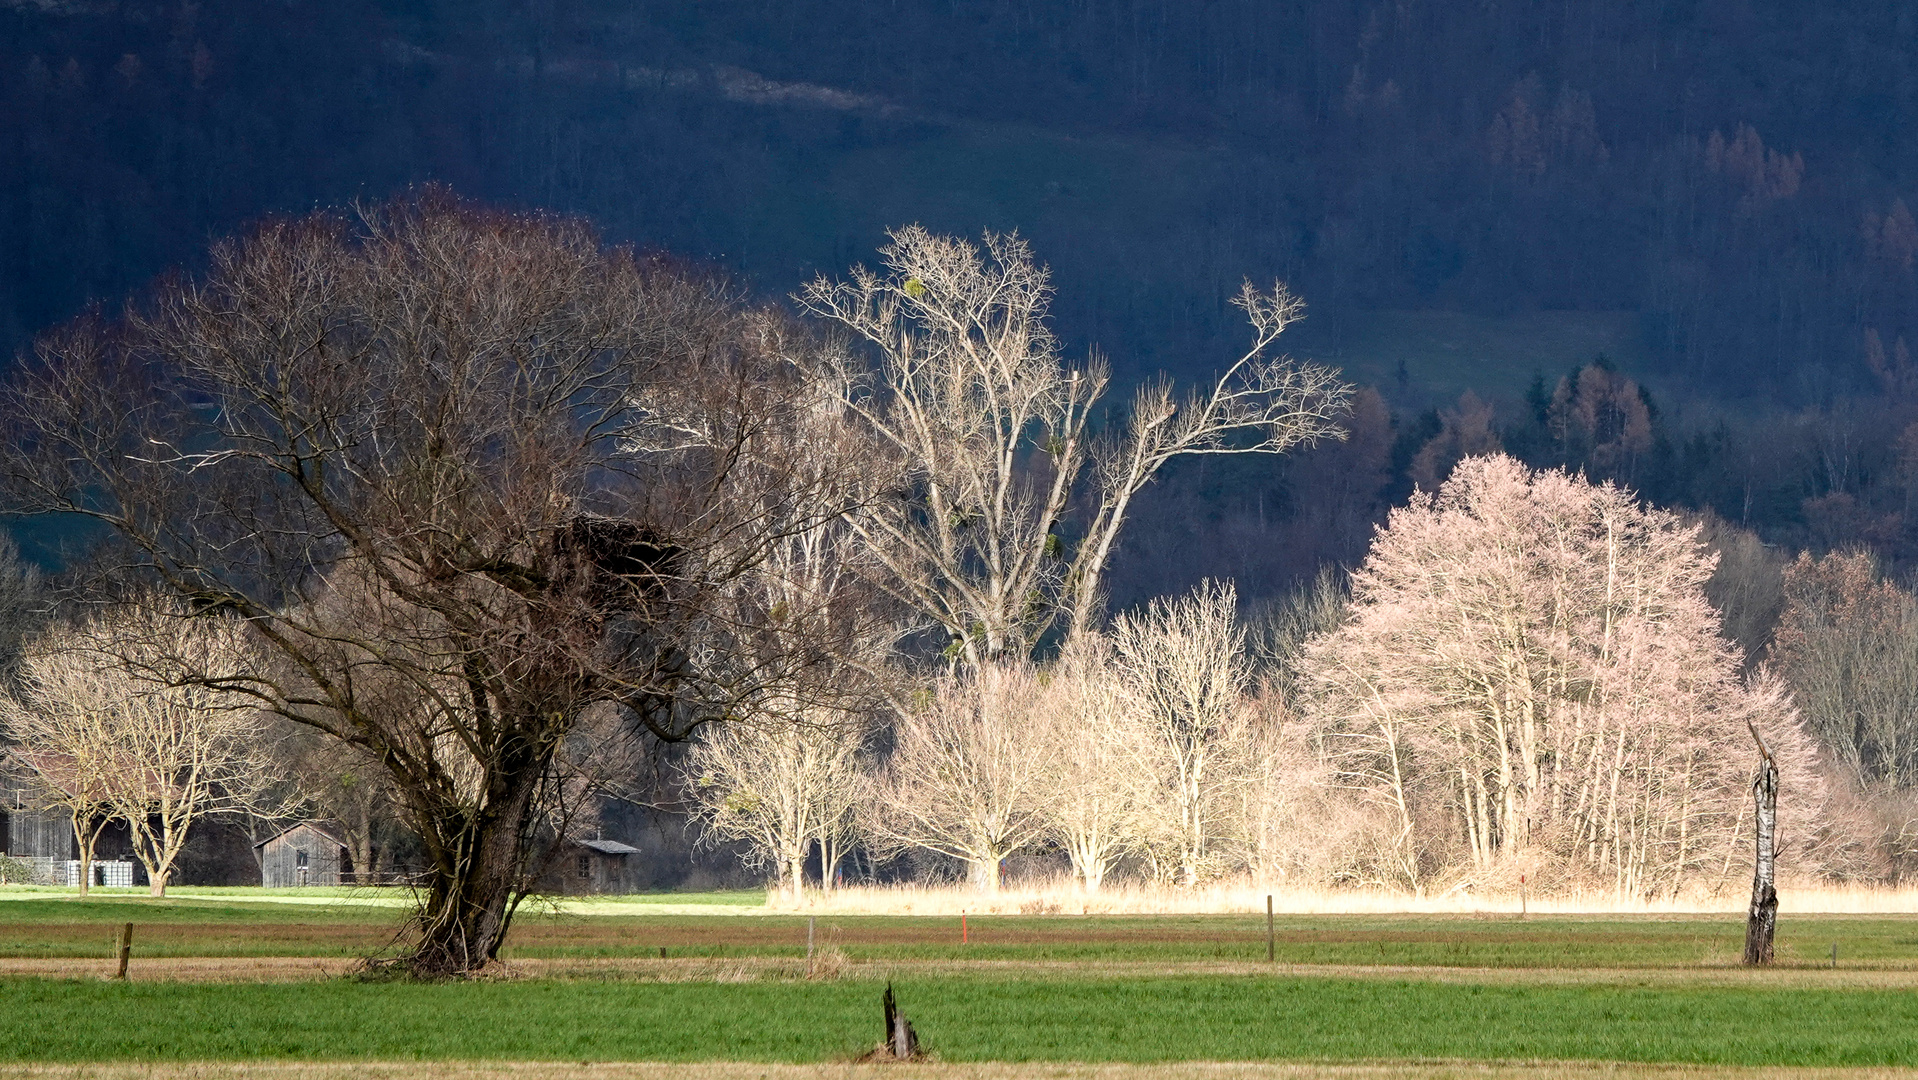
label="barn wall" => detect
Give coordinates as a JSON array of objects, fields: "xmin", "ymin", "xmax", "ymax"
[
  {"xmin": 260, "ymin": 826, "xmax": 344, "ymax": 887},
  {"xmin": 5, "ymin": 806, "xmax": 71, "ymax": 860}
]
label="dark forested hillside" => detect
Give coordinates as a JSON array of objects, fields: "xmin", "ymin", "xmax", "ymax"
[{"xmin": 12, "ymin": 0, "xmax": 1918, "ymax": 589}]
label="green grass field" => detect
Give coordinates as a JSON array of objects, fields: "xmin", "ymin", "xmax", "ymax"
[
  {"xmin": 3, "ymin": 973, "xmax": 1918, "ymax": 1065},
  {"xmin": 4, "ymin": 890, "xmax": 1918, "ymax": 1069}
]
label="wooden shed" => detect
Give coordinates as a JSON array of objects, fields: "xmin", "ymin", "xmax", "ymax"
[
  {"xmin": 565, "ymin": 837, "xmax": 640, "ymax": 894},
  {"xmin": 255, "ymin": 823, "xmax": 347, "ymax": 887}
]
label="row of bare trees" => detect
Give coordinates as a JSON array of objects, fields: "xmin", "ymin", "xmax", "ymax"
[
  {"xmin": 683, "ymin": 582, "xmax": 1335, "ymax": 896},
  {"xmin": 686, "ymin": 454, "xmax": 1858, "ymax": 901},
  {"xmin": 0, "ymin": 604, "xmax": 282, "ymax": 896},
  {"xmin": 870, "ymin": 581, "xmax": 1352, "ymax": 893}
]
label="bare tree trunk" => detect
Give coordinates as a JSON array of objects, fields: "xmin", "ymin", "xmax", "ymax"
[
  {"xmin": 69, "ymin": 811, "xmax": 102, "ymax": 898},
  {"xmin": 409, "ymin": 767, "xmax": 543, "ymax": 978},
  {"xmin": 970, "ymin": 854, "xmax": 1002, "ymax": 893},
  {"xmin": 1744, "ymin": 728, "xmax": 1778, "ymax": 966},
  {"xmin": 136, "ymin": 817, "xmax": 176, "ymax": 898},
  {"xmin": 818, "ymin": 833, "xmax": 839, "ymax": 895},
  {"xmin": 351, "ymin": 834, "xmax": 377, "ymax": 885}
]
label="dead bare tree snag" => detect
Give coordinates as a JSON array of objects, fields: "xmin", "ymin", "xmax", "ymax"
[
  {"xmin": 879, "ymin": 982, "xmax": 921, "ymax": 1061},
  {"xmin": 1745, "ymin": 720, "xmax": 1779, "ymax": 966}
]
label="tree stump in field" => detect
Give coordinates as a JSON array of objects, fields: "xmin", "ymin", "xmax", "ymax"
[
  {"xmin": 1744, "ymin": 722, "xmax": 1778, "ymax": 966},
  {"xmin": 875, "ymin": 982, "xmax": 920, "ymax": 1061}
]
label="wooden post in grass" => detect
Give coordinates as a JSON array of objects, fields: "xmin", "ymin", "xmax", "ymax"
[
  {"xmin": 1744, "ymin": 721, "xmax": 1778, "ymax": 966},
  {"xmin": 1266, "ymin": 895, "xmax": 1274, "ymax": 962},
  {"xmin": 1519, "ymin": 875, "xmax": 1527, "ymax": 918},
  {"xmin": 115, "ymin": 923, "xmax": 132, "ymax": 980}
]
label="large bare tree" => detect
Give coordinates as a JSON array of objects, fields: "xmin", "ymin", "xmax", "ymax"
[
  {"xmin": 0, "ymin": 194, "xmax": 871, "ymax": 973},
  {"xmin": 798, "ymin": 226, "xmax": 1351, "ymax": 662}
]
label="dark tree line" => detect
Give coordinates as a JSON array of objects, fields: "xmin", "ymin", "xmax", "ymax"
[{"xmin": 9, "ymin": 1, "xmax": 1918, "ymax": 402}]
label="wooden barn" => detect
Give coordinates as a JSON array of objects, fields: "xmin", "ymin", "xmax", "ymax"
[
  {"xmin": 4, "ymin": 789, "xmax": 138, "ymax": 886},
  {"xmin": 255, "ymin": 822, "xmax": 347, "ymax": 887},
  {"xmin": 563, "ymin": 837, "xmax": 640, "ymax": 894}
]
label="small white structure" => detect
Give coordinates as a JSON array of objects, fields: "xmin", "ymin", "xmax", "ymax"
[{"xmin": 59, "ymin": 860, "xmax": 134, "ymax": 887}]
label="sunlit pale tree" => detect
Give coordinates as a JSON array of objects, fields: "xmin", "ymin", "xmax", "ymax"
[
  {"xmin": 5, "ymin": 605, "xmax": 280, "ymax": 897},
  {"xmin": 1029, "ymin": 636, "xmax": 1150, "ymax": 893},
  {"xmin": 1, "ymin": 636, "xmax": 119, "ymax": 895},
  {"xmin": 1303, "ymin": 454, "xmax": 1827, "ymax": 895},
  {"xmin": 1112, "ymin": 580, "xmax": 1255, "ymax": 887},
  {"xmin": 872, "ymin": 662, "xmax": 1053, "ymax": 892},
  {"xmin": 686, "ymin": 713, "xmax": 870, "ymax": 901},
  {"xmin": 684, "ymin": 414, "xmax": 897, "ymax": 900},
  {"xmin": 799, "ymin": 226, "xmax": 1350, "ymax": 663}
]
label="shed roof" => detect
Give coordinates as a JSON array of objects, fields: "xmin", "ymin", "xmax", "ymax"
[
  {"xmin": 575, "ymin": 838, "xmax": 640, "ymax": 855},
  {"xmin": 253, "ymin": 822, "xmax": 348, "ymax": 850}
]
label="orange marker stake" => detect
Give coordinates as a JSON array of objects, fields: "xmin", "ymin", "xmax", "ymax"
[{"xmin": 961, "ymin": 912, "xmax": 968, "ymax": 944}]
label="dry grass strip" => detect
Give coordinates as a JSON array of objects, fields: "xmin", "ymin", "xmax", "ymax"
[
  {"xmin": 0, "ymin": 954, "xmax": 1905, "ymax": 988},
  {"xmin": 0, "ymin": 957, "xmax": 361, "ymax": 982},
  {"xmin": 4, "ymin": 1062, "xmax": 1918, "ymax": 1080},
  {"xmin": 7, "ymin": 954, "xmax": 1918, "ymax": 989}
]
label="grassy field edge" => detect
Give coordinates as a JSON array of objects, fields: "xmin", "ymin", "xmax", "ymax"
[{"xmin": 2, "ymin": 973, "xmax": 1916, "ymax": 1067}]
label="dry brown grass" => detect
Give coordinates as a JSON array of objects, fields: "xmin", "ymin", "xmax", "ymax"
[
  {"xmin": 0, "ymin": 956, "xmax": 362, "ymax": 982},
  {"xmin": 3, "ymin": 1062, "xmax": 1918, "ymax": 1080},
  {"xmin": 777, "ymin": 880, "xmax": 1918, "ymax": 917},
  {"xmin": 11, "ymin": 953, "xmax": 1918, "ymax": 990}
]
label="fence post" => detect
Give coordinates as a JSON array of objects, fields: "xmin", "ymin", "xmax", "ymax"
[
  {"xmin": 116, "ymin": 922, "xmax": 132, "ymax": 980},
  {"xmin": 1266, "ymin": 895, "xmax": 1274, "ymax": 963}
]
